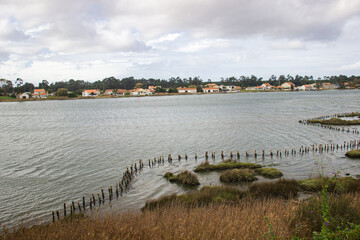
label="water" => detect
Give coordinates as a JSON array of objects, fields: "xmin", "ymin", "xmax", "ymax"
[{"xmin": 0, "ymin": 90, "xmax": 360, "ymax": 228}]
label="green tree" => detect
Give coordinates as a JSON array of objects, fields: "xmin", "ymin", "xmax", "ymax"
[
  {"xmin": 134, "ymin": 83, "xmax": 143, "ymax": 89},
  {"xmin": 56, "ymin": 88, "xmax": 69, "ymax": 96}
]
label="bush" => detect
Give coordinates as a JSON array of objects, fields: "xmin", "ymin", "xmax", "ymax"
[
  {"xmin": 220, "ymin": 169, "xmax": 257, "ymax": 183},
  {"xmin": 296, "ymin": 194, "xmax": 360, "ymax": 234},
  {"xmin": 248, "ymin": 178, "xmax": 300, "ymax": 199},
  {"xmin": 163, "ymin": 171, "xmax": 200, "ymax": 187},
  {"xmin": 56, "ymin": 88, "xmax": 69, "ymax": 96},
  {"xmin": 67, "ymin": 92, "xmax": 78, "ymax": 98}
]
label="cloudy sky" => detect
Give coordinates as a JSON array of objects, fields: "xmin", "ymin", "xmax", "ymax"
[{"xmin": 0, "ymin": 0, "xmax": 360, "ymax": 85}]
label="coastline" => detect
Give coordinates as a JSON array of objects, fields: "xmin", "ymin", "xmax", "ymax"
[{"xmin": 0, "ymin": 88, "xmax": 356, "ymax": 103}]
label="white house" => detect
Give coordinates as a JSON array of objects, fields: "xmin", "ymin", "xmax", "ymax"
[
  {"xmin": 281, "ymin": 82, "xmax": 295, "ymax": 90},
  {"xmin": 298, "ymin": 84, "xmax": 315, "ymax": 91},
  {"xmin": 131, "ymin": 88, "xmax": 155, "ymax": 96},
  {"xmin": 219, "ymin": 85, "xmax": 237, "ymax": 92},
  {"xmin": 322, "ymin": 82, "xmax": 339, "ymax": 90},
  {"xmin": 202, "ymin": 86, "xmax": 220, "ymax": 93},
  {"xmin": 177, "ymin": 87, "xmax": 197, "ymax": 94},
  {"xmin": 16, "ymin": 92, "xmax": 31, "ymax": 99},
  {"xmin": 104, "ymin": 89, "xmax": 115, "ymax": 95},
  {"xmin": 32, "ymin": 89, "xmax": 48, "ymax": 98},
  {"xmin": 260, "ymin": 83, "xmax": 272, "ymax": 90},
  {"xmin": 116, "ymin": 89, "xmax": 127, "ymax": 96},
  {"xmin": 82, "ymin": 89, "xmax": 100, "ymax": 97}
]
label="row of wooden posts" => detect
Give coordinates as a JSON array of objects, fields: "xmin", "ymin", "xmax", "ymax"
[
  {"xmin": 147, "ymin": 139, "xmax": 360, "ymax": 168},
  {"xmin": 52, "ymin": 137, "xmax": 360, "ymax": 222},
  {"xmin": 299, "ymin": 112, "xmax": 360, "ymax": 135},
  {"xmin": 52, "ymin": 159, "xmax": 144, "ymax": 222}
]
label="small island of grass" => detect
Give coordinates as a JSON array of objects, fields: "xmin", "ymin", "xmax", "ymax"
[
  {"xmin": 219, "ymin": 169, "xmax": 258, "ymax": 183},
  {"xmin": 255, "ymin": 167, "xmax": 283, "ymax": 179},
  {"xmin": 308, "ymin": 118, "xmax": 360, "ymax": 125},
  {"xmin": 163, "ymin": 170, "xmax": 200, "ymax": 187},
  {"xmin": 194, "ymin": 161, "xmax": 262, "ymax": 172},
  {"xmin": 345, "ymin": 149, "xmax": 360, "ymax": 159}
]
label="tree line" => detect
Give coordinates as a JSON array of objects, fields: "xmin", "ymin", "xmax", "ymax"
[{"xmin": 0, "ymin": 74, "xmax": 359, "ymax": 96}]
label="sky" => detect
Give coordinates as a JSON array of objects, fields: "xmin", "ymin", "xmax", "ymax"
[{"xmin": 0, "ymin": 0, "xmax": 360, "ymax": 85}]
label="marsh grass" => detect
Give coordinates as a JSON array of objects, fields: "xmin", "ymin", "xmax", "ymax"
[
  {"xmin": 1, "ymin": 198, "xmax": 298, "ymax": 240},
  {"xmin": 142, "ymin": 186, "xmax": 243, "ymax": 211},
  {"xmin": 308, "ymin": 118, "xmax": 360, "ymax": 125},
  {"xmin": 255, "ymin": 167, "xmax": 283, "ymax": 179},
  {"xmin": 194, "ymin": 161, "xmax": 262, "ymax": 172},
  {"xmin": 345, "ymin": 150, "xmax": 360, "ymax": 159},
  {"xmin": 298, "ymin": 177, "xmax": 360, "ymax": 193},
  {"xmin": 248, "ymin": 178, "xmax": 300, "ymax": 199},
  {"xmin": 219, "ymin": 169, "xmax": 258, "ymax": 183},
  {"xmin": 163, "ymin": 170, "xmax": 200, "ymax": 187}
]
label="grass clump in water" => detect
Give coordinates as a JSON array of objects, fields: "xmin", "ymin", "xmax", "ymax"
[
  {"xmin": 255, "ymin": 167, "xmax": 283, "ymax": 179},
  {"xmin": 308, "ymin": 118, "xmax": 360, "ymax": 125},
  {"xmin": 163, "ymin": 170, "xmax": 200, "ymax": 187},
  {"xmin": 143, "ymin": 186, "xmax": 243, "ymax": 211},
  {"xmin": 248, "ymin": 178, "xmax": 300, "ymax": 199},
  {"xmin": 220, "ymin": 169, "xmax": 258, "ymax": 183},
  {"xmin": 345, "ymin": 149, "xmax": 360, "ymax": 159},
  {"xmin": 194, "ymin": 161, "xmax": 262, "ymax": 172}
]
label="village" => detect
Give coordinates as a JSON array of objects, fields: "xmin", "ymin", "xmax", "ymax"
[{"xmin": 10, "ymin": 81, "xmax": 352, "ymax": 99}]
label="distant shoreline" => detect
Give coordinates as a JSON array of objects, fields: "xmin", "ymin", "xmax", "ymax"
[{"xmin": 0, "ymin": 88, "xmax": 357, "ymax": 103}]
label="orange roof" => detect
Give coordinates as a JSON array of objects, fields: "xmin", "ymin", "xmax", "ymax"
[
  {"xmin": 117, "ymin": 89, "xmax": 127, "ymax": 93},
  {"xmin": 34, "ymin": 89, "xmax": 45, "ymax": 93},
  {"xmin": 84, "ymin": 90, "xmax": 98, "ymax": 93},
  {"xmin": 203, "ymin": 87, "xmax": 219, "ymax": 90},
  {"xmin": 285, "ymin": 82, "xmax": 295, "ymax": 85},
  {"xmin": 263, "ymin": 83, "xmax": 271, "ymax": 86},
  {"xmin": 276, "ymin": 86, "xmax": 282, "ymax": 88},
  {"xmin": 256, "ymin": 86, "xmax": 263, "ymax": 88},
  {"xmin": 105, "ymin": 89, "xmax": 114, "ymax": 92}
]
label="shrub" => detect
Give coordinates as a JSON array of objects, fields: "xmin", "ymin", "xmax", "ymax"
[
  {"xmin": 248, "ymin": 178, "xmax": 300, "ymax": 199},
  {"xmin": 298, "ymin": 177, "xmax": 359, "ymax": 193},
  {"xmin": 163, "ymin": 171, "xmax": 200, "ymax": 187},
  {"xmin": 219, "ymin": 169, "xmax": 257, "ymax": 183},
  {"xmin": 295, "ymin": 194, "xmax": 360, "ymax": 234}
]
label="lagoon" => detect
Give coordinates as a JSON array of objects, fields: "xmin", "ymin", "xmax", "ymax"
[{"xmin": 0, "ymin": 90, "xmax": 360, "ymax": 227}]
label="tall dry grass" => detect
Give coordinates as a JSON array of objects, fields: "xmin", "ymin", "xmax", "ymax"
[{"xmin": 2, "ymin": 198, "xmax": 297, "ymax": 240}]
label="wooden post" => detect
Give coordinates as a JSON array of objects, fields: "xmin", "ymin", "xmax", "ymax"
[
  {"xmin": 237, "ymin": 151, "xmax": 240, "ymax": 160},
  {"xmin": 78, "ymin": 202, "xmax": 82, "ymax": 212},
  {"xmin": 52, "ymin": 211, "xmax": 55, "ymax": 222},
  {"xmin": 101, "ymin": 189, "xmax": 105, "ymax": 201},
  {"xmin": 195, "ymin": 153, "xmax": 197, "ymax": 160},
  {"xmin": 83, "ymin": 197, "xmax": 86, "ymax": 210},
  {"xmin": 90, "ymin": 197, "xmax": 93, "ymax": 210},
  {"xmin": 64, "ymin": 203, "xmax": 66, "ymax": 217},
  {"xmin": 56, "ymin": 211, "xmax": 60, "ymax": 220},
  {"xmin": 185, "ymin": 153, "xmax": 188, "ymax": 160}
]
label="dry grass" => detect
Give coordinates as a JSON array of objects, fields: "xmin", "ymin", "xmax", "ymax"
[{"xmin": 1, "ymin": 198, "xmax": 298, "ymax": 240}]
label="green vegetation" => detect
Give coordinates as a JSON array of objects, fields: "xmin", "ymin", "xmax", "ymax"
[
  {"xmin": 0, "ymin": 96, "xmax": 14, "ymax": 100},
  {"xmin": 143, "ymin": 186, "xmax": 243, "ymax": 211},
  {"xmin": 308, "ymin": 117, "xmax": 360, "ymax": 125},
  {"xmin": 345, "ymin": 149, "xmax": 360, "ymax": 159},
  {"xmin": 339, "ymin": 112, "xmax": 360, "ymax": 118},
  {"xmin": 248, "ymin": 178, "xmax": 300, "ymax": 199},
  {"xmin": 219, "ymin": 169, "xmax": 258, "ymax": 183},
  {"xmin": 255, "ymin": 167, "xmax": 283, "ymax": 179},
  {"xmin": 194, "ymin": 161, "xmax": 262, "ymax": 172},
  {"xmin": 163, "ymin": 171, "xmax": 200, "ymax": 187},
  {"xmin": 298, "ymin": 176, "xmax": 360, "ymax": 193},
  {"xmin": 56, "ymin": 88, "xmax": 69, "ymax": 96}
]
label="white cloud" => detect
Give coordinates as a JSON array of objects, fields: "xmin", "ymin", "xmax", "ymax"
[{"xmin": 338, "ymin": 61, "xmax": 360, "ymax": 71}]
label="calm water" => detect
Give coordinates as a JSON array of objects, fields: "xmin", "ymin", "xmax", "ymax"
[{"xmin": 1, "ymin": 90, "xmax": 360, "ymax": 227}]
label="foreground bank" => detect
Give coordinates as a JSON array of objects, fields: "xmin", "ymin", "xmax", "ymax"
[{"xmin": 2, "ymin": 177, "xmax": 360, "ymax": 240}]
